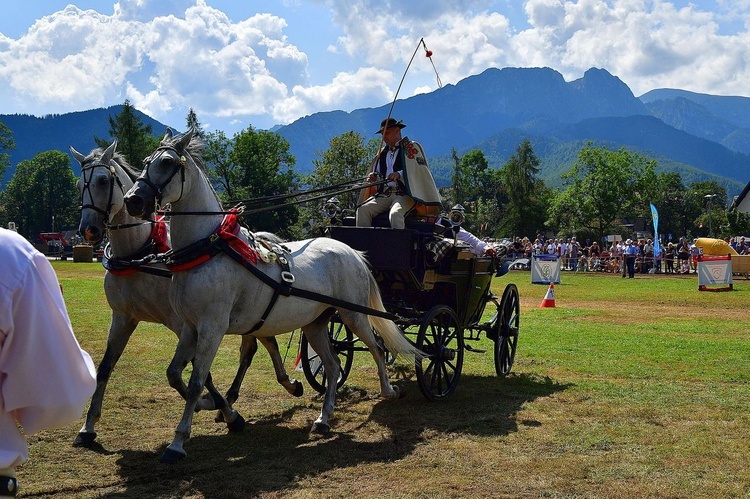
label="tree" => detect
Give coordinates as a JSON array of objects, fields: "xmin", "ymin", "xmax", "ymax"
[
  {"xmin": 548, "ymin": 144, "xmax": 656, "ymax": 242},
  {"xmin": 497, "ymin": 139, "xmax": 548, "ymax": 238},
  {"xmin": 95, "ymin": 100, "xmax": 160, "ymax": 167},
  {"xmin": 204, "ymin": 126, "xmax": 300, "ymax": 236},
  {"xmin": 4, "ymin": 150, "xmax": 78, "ymax": 240},
  {"xmin": 0, "ymin": 119, "xmax": 14, "ymax": 183},
  {"xmin": 203, "ymin": 130, "xmax": 236, "ymax": 197},
  {"xmin": 186, "ymin": 108, "xmax": 206, "ymax": 140},
  {"xmin": 300, "ymin": 132, "xmax": 378, "ymax": 234}
]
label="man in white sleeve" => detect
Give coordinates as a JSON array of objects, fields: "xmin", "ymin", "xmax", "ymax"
[{"xmin": 0, "ymin": 228, "xmax": 96, "ymax": 496}]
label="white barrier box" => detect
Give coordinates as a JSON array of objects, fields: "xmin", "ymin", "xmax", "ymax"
[
  {"xmin": 531, "ymin": 254, "xmax": 561, "ymax": 284},
  {"xmin": 697, "ymin": 255, "xmax": 733, "ymax": 291}
]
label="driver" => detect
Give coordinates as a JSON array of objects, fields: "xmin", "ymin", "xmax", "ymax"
[{"xmin": 356, "ymin": 118, "xmax": 441, "ymax": 229}]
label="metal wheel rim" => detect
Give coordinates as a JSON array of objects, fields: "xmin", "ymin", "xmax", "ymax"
[
  {"xmin": 495, "ymin": 284, "xmax": 519, "ymax": 376},
  {"xmin": 301, "ymin": 318, "xmax": 354, "ymax": 394},
  {"xmin": 415, "ymin": 305, "xmax": 464, "ymax": 401}
]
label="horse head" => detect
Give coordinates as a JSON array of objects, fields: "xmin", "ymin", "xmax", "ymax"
[
  {"xmin": 73, "ymin": 140, "xmax": 134, "ymax": 244},
  {"xmin": 125, "ymin": 127, "xmax": 195, "ymax": 219}
]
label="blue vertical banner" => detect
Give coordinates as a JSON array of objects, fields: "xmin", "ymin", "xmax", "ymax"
[{"xmin": 650, "ymin": 203, "xmax": 660, "ymax": 257}]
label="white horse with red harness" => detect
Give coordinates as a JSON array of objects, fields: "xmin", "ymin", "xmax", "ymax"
[
  {"xmin": 72, "ymin": 140, "xmax": 302, "ymax": 448},
  {"xmin": 124, "ymin": 127, "xmax": 424, "ymax": 463}
]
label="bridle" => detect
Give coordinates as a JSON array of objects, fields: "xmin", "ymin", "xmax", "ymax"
[
  {"xmin": 135, "ymin": 145, "xmax": 187, "ymax": 207},
  {"xmin": 79, "ymin": 158, "xmax": 146, "ymax": 232}
]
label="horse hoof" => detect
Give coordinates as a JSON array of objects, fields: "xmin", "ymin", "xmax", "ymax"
[
  {"xmin": 311, "ymin": 421, "xmax": 330, "ymax": 434},
  {"xmin": 226, "ymin": 413, "xmax": 245, "ymax": 433},
  {"xmin": 160, "ymin": 448, "xmax": 186, "ymax": 464},
  {"xmin": 73, "ymin": 431, "xmax": 97, "ymax": 447},
  {"xmin": 292, "ymin": 380, "xmax": 304, "ymax": 397}
]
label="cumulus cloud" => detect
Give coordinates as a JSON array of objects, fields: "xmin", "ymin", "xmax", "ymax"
[{"xmin": 1, "ymin": 0, "xmax": 750, "ymax": 133}]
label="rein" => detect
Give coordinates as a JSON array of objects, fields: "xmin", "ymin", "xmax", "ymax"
[{"xmin": 163, "ymin": 212, "xmax": 401, "ymax": 325}]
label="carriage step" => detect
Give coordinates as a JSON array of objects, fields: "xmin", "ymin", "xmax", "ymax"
[{"xmin": 464, "ymin": 344, "xmax": 486, "ymax": 353}]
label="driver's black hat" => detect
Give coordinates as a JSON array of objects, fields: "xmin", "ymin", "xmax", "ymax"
[{"xmin": 375, "ymin": 118, "xmax": 406, "ymax": 134}]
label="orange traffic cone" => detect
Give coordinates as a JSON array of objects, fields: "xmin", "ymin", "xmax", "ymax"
[{"xmin": 540, "ymin": 282, "xmax": 555, "ymax": 308}]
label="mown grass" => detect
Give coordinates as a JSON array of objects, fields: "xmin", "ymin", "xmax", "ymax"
[{"xmin": 17, "ymin": 262, "xmax": 750, "ymax": 497}]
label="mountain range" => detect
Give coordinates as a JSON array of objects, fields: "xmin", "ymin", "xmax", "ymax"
[{"xmin": 2, "ymin": 67, "xmax": 749, "ymax": 196}]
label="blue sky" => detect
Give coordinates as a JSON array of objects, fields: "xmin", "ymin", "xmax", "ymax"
[{"xmin": 1, "ymin": 1, "xmax": 748, "ymax": 136}]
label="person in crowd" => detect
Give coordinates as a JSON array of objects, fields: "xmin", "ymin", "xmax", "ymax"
[
  {"xmin": 356, "ymin": 118, "xmax": 441, "ymax": 229},
  {"xmin": 569, "ymin": 237, "xmax": 580, "ymax": 272},
  {"xmin": 623, "ymin": 238, "xmax": 639, "ymax": 278},
  {"xmin": 689, "ymin": 239, "xmax": 701, "ymax": 273},
  {"xmin": 664, "ymin": 242, "xmax": 675, "ymax": 274},
  {"xmin": 677, "ymin": 239, "xmax": 691, "ymax": 274},
  {"xmin": 0, "ymin": 228, "xmax": 97, "ymax": 496},
  {"xmin": 561, "ymin": 238, "xmax": 570, "ymax": 269},
  {"xmin": 532, "ymin": 238, "xmax": 543, "ymax": 255},
  {"xmin": 736, "ymin": 236, "xmax": 748, "ymax": 255},
  {"xmin": 589, "ymin": 241, "xmax": 602, "ymax": 270}
]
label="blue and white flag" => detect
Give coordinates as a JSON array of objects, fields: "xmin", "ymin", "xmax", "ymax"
[{"xmin": 650, "ymin": 203, "xmax": 660, "ymax": 256}]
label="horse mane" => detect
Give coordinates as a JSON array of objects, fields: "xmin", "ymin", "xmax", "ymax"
[{"xmin": 84, "ymin": 147, "xmax": 142, "ymax": 182}]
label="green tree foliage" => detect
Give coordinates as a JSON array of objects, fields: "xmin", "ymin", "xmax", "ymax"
[
  {"xmin": 0, "ymin": 120, "xmax": 14, "ymax": 182},
  {"xmin": 301, "ymin": 132, "xmax": 378, "ymax": 235},
  {"xmin": 203, "ymin": 126, "xmax": 300, "ymax": 236},
  {"xmin": 4, "ymin": 150, "xmax": 78, "ymax": 240},
  {"xmin": 186, "ymin": 108, "xmax": 206, "ymax": 140},
  {"xmin": 203, "ymin": 130, "xmax": 236, "ymax": 197},
  {"xmin": 548, "ymin": 144, "xmax": 657, "ymax": 242},
  {"xmin": 496, "ymin": 139, "xmax": 549, "ymax": 238},
  {"xmin": 95, "ymin": 100, "xmax": 160, "ymax": 167}
]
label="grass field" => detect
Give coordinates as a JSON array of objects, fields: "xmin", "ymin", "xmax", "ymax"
[{"xmin": 16, "ymin": 262, "xmax": 750, "ymax": 497}]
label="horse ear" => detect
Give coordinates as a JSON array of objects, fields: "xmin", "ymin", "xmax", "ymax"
[
  {"xmin": 173, "ymin": 127, "xmax": 195, "ymax": 151},
  {"xmin": 102, "ymin": 140, "xmax": 117, "ymax": 163},
  {"xmin": 162, "ymin": 127, "xmax": 174, "ymax": 145},
  {"xmin": 69, "ymin": 146, "xmax": 86, "ymax": 164}
]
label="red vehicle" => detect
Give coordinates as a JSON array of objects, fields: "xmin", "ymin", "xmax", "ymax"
[{"xmin": 38, "ymin": 232, "xmax": 73, "ymax": 259}]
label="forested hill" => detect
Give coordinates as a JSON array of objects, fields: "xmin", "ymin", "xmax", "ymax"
[
  {"xmin": 2, "ymin": 66, "xmax": 750, "ymax": 195},
  {"xmin": 0, "ymin": 106, "xmax": 169, "ymax": 186}
]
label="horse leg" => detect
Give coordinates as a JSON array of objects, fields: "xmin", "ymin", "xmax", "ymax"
[
  {"xmin": 74, "ymin": 315, "xmax": 137, "ymax": 447},
  {"xmin": 342, "ymin": 312, "xmax": 400, "ymax": 400},
  {"xmin": 302, "ymin": 316, "xmax": 340, "ymax": 434},
  {"xmin": 163, "ymin": 328, "xmax": 243, "ymax": 463},
  {"xmin": 259, "ymin": 336, "xmax": 304, "ymax": 397},
  {"xmin": 165, "ymin": 327, "xmax": 196, "ymax": 400}
]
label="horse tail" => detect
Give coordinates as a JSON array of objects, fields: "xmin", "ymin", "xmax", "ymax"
[{"xmin": 365, "ymin": 271, "xmax": 426, "ymax": 360}]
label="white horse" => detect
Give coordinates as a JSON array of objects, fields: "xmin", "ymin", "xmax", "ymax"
[
  {"xmin": 123, "ymin": 127, "xmax": 423, "ymax": 463},
  {"xmin": 72, "ymin": 141, "xmax": 302, "ymax": 447}
]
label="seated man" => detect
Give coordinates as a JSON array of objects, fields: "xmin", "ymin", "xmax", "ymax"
[
  {"xmin": 356, "ymin": 118, "xmax": 441, "ymax": 229},
  {"xmin": 435, "ymin": 204, "xmax": 498, "ymax": 257}
]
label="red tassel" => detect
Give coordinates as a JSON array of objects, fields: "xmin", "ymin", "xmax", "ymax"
[{"xmin": 425, "ymin": 50, "xmax": 433, "ymax": 57}]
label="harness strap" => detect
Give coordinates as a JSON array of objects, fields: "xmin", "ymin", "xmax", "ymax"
[{"xmin": 215, "ymin": 239, "xmax": 399, "ymax": 322}]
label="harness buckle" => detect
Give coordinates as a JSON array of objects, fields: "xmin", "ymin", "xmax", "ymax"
[{"xmin": 281, "ymin": 271, "xmax": 295, "ymax": 283}]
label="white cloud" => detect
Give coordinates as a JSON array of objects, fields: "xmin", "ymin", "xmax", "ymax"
[
  {"xmin": 272, "ymin": 67, "xmax": 393, "ymax": 123},
  {"xmin": 2, "ymin": 0, "xmax": 750, "ymax": 133}
]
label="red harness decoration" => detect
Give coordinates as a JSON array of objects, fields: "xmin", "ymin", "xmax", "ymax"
[
  {"xmin": 108, "ymin": 217, "xmax": 172, "ymax": 276},
  {"xmin": 216, "ymin": 210, "xmax": 260, "ymax": 265},
  {"xmin": 167, "ymin": 210, "xmax": 260, "ymax": 273},
  {"xmin": 150, "ymin": 216, "xmax": 170, "ymax": 254}
]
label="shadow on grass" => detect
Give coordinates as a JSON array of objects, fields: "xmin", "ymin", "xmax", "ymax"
[{"xmin": 103, "ymin": 372, "xmax": 567, "ymax": 497}]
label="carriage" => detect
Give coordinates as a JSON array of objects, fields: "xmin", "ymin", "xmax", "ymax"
[{"xmin": 299, "ymin": 218, "xmax": 520, "ymax": 401}]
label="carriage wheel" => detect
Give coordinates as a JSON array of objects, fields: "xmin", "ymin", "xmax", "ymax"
[
  {"xmin": 415, "ymin": 305, "xmax": 464, "ymax": 401},
  {"xmin": 494, "ymin": 283, "xmax": 520, "ymax": 376},
  {"xmin": 300, "ymin": 318, "xmax": 354, "ymax": 394}
]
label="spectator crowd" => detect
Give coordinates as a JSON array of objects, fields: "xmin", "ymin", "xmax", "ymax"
[{"xmin": 494, "ymin": 235, "xmax": 749, "ymax": 275}]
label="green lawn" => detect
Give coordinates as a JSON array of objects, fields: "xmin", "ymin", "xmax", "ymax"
[{"xmin": 17, "ymin": 262, "xmax": 750, "ymax": 497}]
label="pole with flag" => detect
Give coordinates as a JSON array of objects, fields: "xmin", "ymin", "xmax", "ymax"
[{"xmin": 650, "ymin": 203, "xmax": 660, "ymax": 273}]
